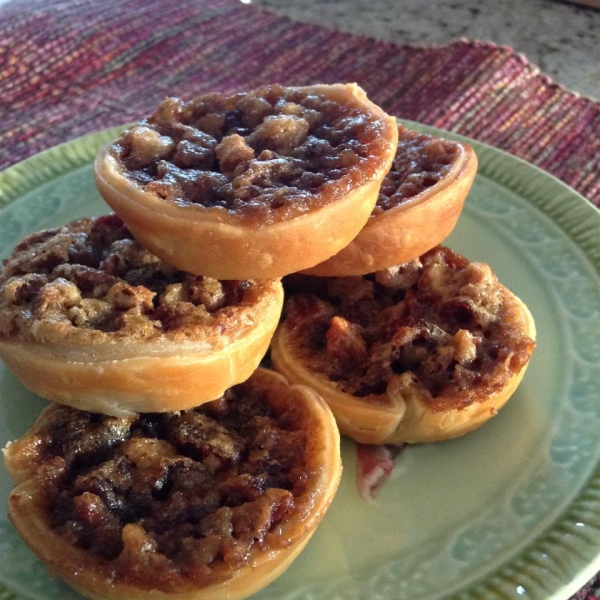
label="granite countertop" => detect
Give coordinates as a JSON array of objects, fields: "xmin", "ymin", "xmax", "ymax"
[{"xmin": 251, "ymin": 0, "xmax": 599, "ymax": 99}]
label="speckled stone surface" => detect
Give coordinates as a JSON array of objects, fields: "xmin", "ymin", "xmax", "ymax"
[{"xmin": 250, "ymin": 0, "xmax": 599, "ymax": 99}]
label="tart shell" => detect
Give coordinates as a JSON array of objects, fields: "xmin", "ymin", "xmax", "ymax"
[
  {"xmin": 4, "ymin": 492, "xmax": 315, "ymax": 600},
  {"xmin": 271, "ymin": 287, "xmax": 536, "ymax": 445},
  {"xmin": 94, "ymin": 84, "xmax": 399, "ymax": 280},
  {"xmin": 4, "ymin": 369, "xmax": 342, "ymax": 600},
  {"xmin": 0, "ymin": 279, "xmax": 283, "ymax": 417},
  {"xmin": 304, "ymin": 136, "xmax": 478, "ymax": 277}
]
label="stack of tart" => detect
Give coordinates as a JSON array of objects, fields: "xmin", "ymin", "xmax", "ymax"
[{"xmin": 0, "ymin": 83, "xmax": 535, "ymax": 600}]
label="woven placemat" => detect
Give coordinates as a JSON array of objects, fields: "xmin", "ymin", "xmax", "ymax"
[
  {"xmin": 0, "ymin": 0, "xmax": 598, "ymax": 598},
  {"xmin": 1, "ymin": 0, "xmax": 599, "ymax": 206}
]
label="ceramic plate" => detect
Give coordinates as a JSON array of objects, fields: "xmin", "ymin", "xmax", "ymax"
[{"xmin": 0, "ymin": 122, "xmax": 599, "ymax": 600}]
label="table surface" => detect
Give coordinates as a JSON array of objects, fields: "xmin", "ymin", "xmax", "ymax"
[
  {"xmin": 0, "ymin": 1, "xmax": 598, "ymax": 599},
  {"xmin": 253, "ymin": 0, "xmax": 600, "ymax": 100}
]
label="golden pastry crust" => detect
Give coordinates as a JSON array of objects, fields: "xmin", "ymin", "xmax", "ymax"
[
  {"xmin": 94, "ymin": 83, "xmax": 398, "ymax": 279},
  {"xmin": 0, "ymin": 215, "xmax": 283, "ymax": 415},
  {"xmin": 272, "ymin": 247, "xmax": 536, "ymax": 444},
  {"xmin": 4, "ymin": 368, "xmax": 342, "ymax": 600},
  {"xmin": 304, "ymin": 124, "xmax": 477, "ymax": 276}
]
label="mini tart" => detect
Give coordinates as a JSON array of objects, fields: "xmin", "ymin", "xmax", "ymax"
[
  {"xmin": 304, "ymin": 124, "xmax": 478, "ymax": 276},
  {"xmin": 0, "ymin": 215, "xmax": 283, "ymax": 416},
  {"xmin": 272, "ymin": 247, "xmax": 536, "ymax": 444},
  {"xmin": 94, "ymin": 83, "xmax": 398, "ymax": 279},
  {"xmin": 3, "ymin": 368, "xmax": 342, "ymax": 600}
]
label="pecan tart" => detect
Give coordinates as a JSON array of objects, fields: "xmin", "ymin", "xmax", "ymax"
[
  {"xmin": 272, "ymin": 247, "xmax": 536, "ymax": 444},
  {"xmin": 0, "ymin": 215, "xmax": 283, "ymax": 416},
  {"xmin": 305, "ymin": 124, "xmax": 478, "ymax": 276},
  {"xmin": 3, "ymin": 368, "xmax": 342, "ymax": 600},
  {"xmin": 94, "ymin": 83, "xmax": 398, "ymax": 279}
]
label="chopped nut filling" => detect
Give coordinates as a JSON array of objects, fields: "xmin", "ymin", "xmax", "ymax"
[
  {"xmin": 0, "ymin": 215, "xmax": 265, "ymax": 346},
  {"xmin": 373, "ymin": 124, "xmax": 461, "ymax": 215},
  {"xmin": 283, "ymin": 247, "xmax": 535, "ymax": 411},
  {"xmin": 18, "ymin": 381, "xmax": 314, "ymax": 590},
  {"xmin": 109, "ymin": 85, "xmax": 390, "ymax": 223}
]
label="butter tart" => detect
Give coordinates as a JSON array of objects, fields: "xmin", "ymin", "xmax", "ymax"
[
  {"xmin": 94, "ymin": 83, "xmax": 398, "ymax": 279},
  {"xmin": 304, "ymin": 124, "xmax": 478, "ymax": 276},
  {"xmin": 272, "ymin": 247, "xmax": 536, "ymax": 444},
  {"xmin": 4, "ymin": 368, "xmax": 342, "ymax": 600},
  {"xmin": 0, "ymin": 215, "xmax": 283, "ymax": 416}
]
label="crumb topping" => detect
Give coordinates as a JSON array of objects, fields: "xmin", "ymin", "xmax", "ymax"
[
  {"xmin": 282, "ymin": 247, "xmax": 535, "ymax": 411},
  {"xmin": 108, "ymin": 85, "xmax": 391, "ymax": 223}
]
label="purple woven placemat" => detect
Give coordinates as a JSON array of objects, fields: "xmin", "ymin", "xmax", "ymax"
[
  {"xmin": 1, "ymin": 0, "xmax": 599, "ymax": 206},
  {"xmin": 0, "ymin": 0, "xmax": 598, "ymax": 598}
]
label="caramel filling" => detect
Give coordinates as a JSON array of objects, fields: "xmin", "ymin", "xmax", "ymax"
[
  {"xmin": 283, "ymin": 247, "xmax": 535, "ymax": 411},
  {"xmin": 373, "ymin": 124, "xmax": 461, "ymax": 215},
  {"xmin": 0, "ymin": 215, "xmax": 263, "ymax": 346},
  {"xmin": 109, "ymin": 85, "xmax": 389, "ymax": 223},
  {"xmin": 20, "ymin": 384, "xmax": 313, "ymax": 589}
]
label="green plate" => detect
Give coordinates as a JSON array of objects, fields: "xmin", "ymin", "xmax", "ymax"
[{"xmin": 0, "ymin": 123, "xmax": 599, "ymax": 600}]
